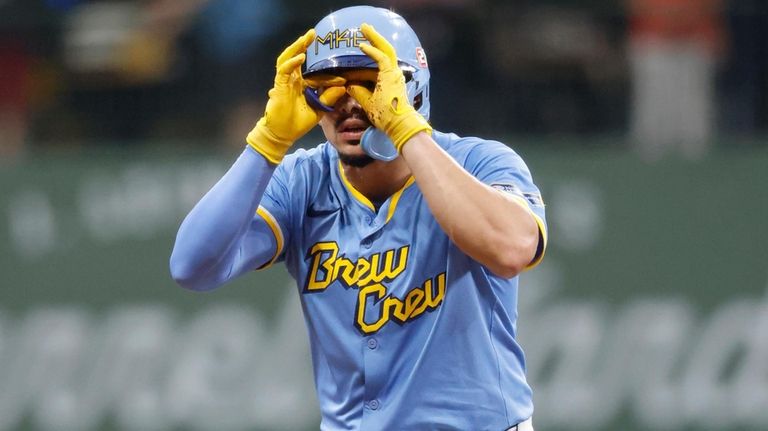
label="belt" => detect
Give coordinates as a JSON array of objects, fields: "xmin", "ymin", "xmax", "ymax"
[{"xmin": 505, "ymin": 417, "xmax": 534, "ymax": 431}]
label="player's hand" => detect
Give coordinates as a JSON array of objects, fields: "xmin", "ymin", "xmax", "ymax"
[
  {"xmin": 247, "ymin": 29, "xmax": 346, "ymax": 164},
  {"xmin": 346, "ymin": 23, "xmax": 432, "ymax": 152}
]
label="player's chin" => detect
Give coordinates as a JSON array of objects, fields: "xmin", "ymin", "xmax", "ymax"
[
  {"xmin": 337, "ymin": 143, "xmax": 375, "ymax": 167},
  {"xmin": 339, "ymin": 151, "xmax": 375, "ymax": 168}
]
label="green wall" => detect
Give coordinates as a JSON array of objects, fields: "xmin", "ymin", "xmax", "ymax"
[{"xmin": 1, "ymin": 148, "xmax": 766, "ymax": 431}]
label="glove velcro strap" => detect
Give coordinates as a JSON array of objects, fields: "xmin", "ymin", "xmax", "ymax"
[
  {"xmin": 246, "ymin": 119, "xmax": 293, "ymax": 165},
  {"xmin": 388, "ymin": 111, "xmax": 433, "ymax": 152}
]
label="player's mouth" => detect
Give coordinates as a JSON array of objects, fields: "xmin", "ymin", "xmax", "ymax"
[{"xmin": 336, "ymin": 117, "xmax": 370, "ymax": 143}]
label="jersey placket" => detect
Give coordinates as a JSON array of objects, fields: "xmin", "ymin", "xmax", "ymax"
[
  {"xmin": 352, "ymin": 204, "xmax": 386, "ymax": 424},
  {"xmin": 362, "ymin": 207, "xmax": 391, "ymax": 247},
  {"xmin": 362, "ymin": 331, "xmax": 386, "ymax": 422},
  {"xmin": 336, "ymin": 166, "xmax": 418, "ymax": 424},
  {"xmin": 360, "ymin": 205, "xmax": 397, "ymax": 426}
]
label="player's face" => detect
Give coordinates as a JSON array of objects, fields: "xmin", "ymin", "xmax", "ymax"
[{"xmin": 317, "ymin": 70, "xmax": 378, "ymax": 166}]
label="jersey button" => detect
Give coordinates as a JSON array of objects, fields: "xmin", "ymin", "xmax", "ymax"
[
  {"xmin": 367, "ymin": 338, "xmax": 378, "ymax": 350},
  {"xmin": 364, "ymin": 215, "xmax": 372, "ymax": 224},
  {"xmin": 367, "ymin": 399, "xmax": 380, "ymax": 410},
  {"xmin": 361, "ymin": 238, "xmax": 372, "ymax": 249}
]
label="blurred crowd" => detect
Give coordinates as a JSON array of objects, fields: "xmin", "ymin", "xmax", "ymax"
[{"xmin": 1, "ymin": 0, "xmax": 767, "ymax": 160}]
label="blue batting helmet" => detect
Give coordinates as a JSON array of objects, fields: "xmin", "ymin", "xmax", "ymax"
[{"xmin": 304, "ymin": 6, "xmax": 431, "ymax": 120}]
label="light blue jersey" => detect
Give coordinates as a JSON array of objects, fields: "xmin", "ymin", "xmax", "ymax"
[{"xmin": 255, "ymin": 131, "xmax": 547, "ymax": 431}]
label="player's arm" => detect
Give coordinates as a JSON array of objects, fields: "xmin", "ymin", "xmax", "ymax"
[
  {"xmin": 400, "ymin": 133, "xmax": 540, "ymax": 277},
  {"xmin": 169, "ymin": 30, "xmax": 345, "ymax": 290},
  {"xmin": 170, "ymin": 148, "xmax": 278, "ymax": 290},
  {"xmin": 347, "ymin": 24, "xmax": 540, "ymax": 278}
]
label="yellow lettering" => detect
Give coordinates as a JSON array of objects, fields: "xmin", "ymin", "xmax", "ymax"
[
  {"xmin": 333, "ymin": 257, "xmax": 355, "ymax": 286},
  {"xmin": 306, "ymin": 242, "xmax": 338, "ymax": 291},
  {"xmin": 314, "ymin": 32, "xmax": 333, "ymax": 55},
  {"xmin": 347, "ymin": 256, "xmax": 367, "ymax": 287},
  {"xmin": 387, "ymin": 296, "xmax": 408, "ymax": 323},
  {"xmin": 357, "ymin": 246, "xmax": 409, "ymax": 287},
  {"xmin": 306, "ymin": 243, "xmax": 410, "ymax": 291},
  {"xmin": 386, "ymin": 246, "xmax": 409, "ymax": 280},
  {"xmin": 357, "ymin": 253, "xmax": 380, "ymax": 286},
  {"xmin": 334, "ymin": 29, "xmax": 350, "ymax": 49},
  {"xmin": 426, "ymin": 272, "xmax": 446, "ymax": 308},
  {"xmin": 356, "ymin": 284, "xmax": 389, "ymax": 334},
  {"xmin": 355, "ymin": 272, "xmax": 447, "ymax": 333},
  {"xmin": 352, "ymin": 30, "xmax": 366, "ymax": 48},
  {"xmin": 305, "ymin": 242, "xmax": 449, "ymax": 335},
  {"xmin": 315, "ymin": 29, "xmax": 368, "ymax": 54},
  {"xmin": 405, "ymin": 288, "xmax": 425, "ymax": 319}
]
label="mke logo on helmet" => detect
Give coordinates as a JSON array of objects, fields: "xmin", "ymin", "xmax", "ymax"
[{"xmin": 314, "ymin": 29, "xmax": 367, "ymax": 54}]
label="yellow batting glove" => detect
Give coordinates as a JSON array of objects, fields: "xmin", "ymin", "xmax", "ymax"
[
  {"xmin": 247, "ymin": 29, "xmax": 346, "ymax": 164},
  {"xmin": 346, "ymin": 23, "xmax": 432, "ymax": 152}
]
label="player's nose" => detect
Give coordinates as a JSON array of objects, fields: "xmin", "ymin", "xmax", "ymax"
[{"xmin": 336, "ymin": 92, "xmax": 364, "ymax": 114}]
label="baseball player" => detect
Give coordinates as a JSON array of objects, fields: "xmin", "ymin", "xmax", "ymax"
[{"xmin": 170, "ymin": 6, "xmax": 546, "ymax": 431}]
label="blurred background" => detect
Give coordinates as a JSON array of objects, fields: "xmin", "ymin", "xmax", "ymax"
[{"xmin": 0, "ymin": 0, "xmax": 766, "ymax": 430}]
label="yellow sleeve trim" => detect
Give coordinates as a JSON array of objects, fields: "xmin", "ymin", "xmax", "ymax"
[
  {"xmin": 255, "ymin": 206, "xmax": 285, "ymax": 270},
  {"xmin": 508, "ymin": 195, "xmax": 548, "ymax": 271}
]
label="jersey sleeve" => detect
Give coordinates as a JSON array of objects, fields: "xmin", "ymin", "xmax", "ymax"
[
  {"xmin": 465, "ymin": 140, "xmax": 548, "ymax": 269},
  {"xmin": 252, "ymin": 156, "xmax": 295, "ymax": 269}
]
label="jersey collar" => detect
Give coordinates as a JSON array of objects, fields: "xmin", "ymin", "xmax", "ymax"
[{"xmin": 337, "ymin": 160, "xmax": 416, "ymax": 224}]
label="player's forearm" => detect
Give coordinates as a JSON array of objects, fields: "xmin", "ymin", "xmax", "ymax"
[
  {"xmin": 170, "ymin": 147, "xmax": 275, "ymax": 290},
  {"xmin": 401, "ymin": 133, "xmax": 539, "ymax": 278}
]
